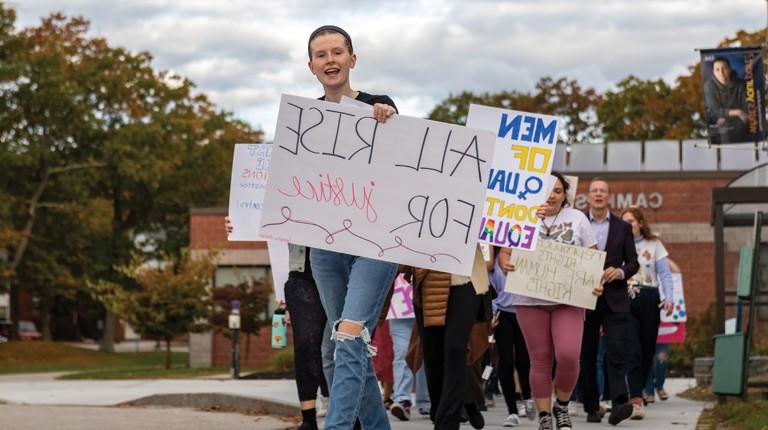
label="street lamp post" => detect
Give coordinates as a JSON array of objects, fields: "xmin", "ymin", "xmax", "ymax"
[{"xmin": 228, "ymin": 300, "xmax": 241, "ymax": 380}]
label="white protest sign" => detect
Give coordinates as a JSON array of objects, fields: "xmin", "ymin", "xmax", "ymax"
[
  {"xmin": 386, "ymin": 273, "xmax": 415, "ymax": 319},
  {"xmin": 504, "ymin": 239, "xmax": 606, "ymax": 309},
  {"xmin": 228, "ymin": 143, "xmax": 274, "ymax": 241},
  {"xmin": 267, "ymin": 241, "xmax": 290, "ymax": 303},
  {"xmin": 467, "ymin": 105, "xmax": 561, "ymax": 251},
  {"xmin": 660, "ymin": 273, "xmax": 687, "ymax": 322},
  {"xmin": 260, "ymin": 95, "xmax": 496, "ymax": 275}
]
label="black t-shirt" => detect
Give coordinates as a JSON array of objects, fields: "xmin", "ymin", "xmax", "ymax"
[
  {"xmin": 289, "ymin": 91, "xmax": 396, "ymax": 279},
  {"xmin": 319, "ymin": 91, "xmax": 398, "ymax": 113}
]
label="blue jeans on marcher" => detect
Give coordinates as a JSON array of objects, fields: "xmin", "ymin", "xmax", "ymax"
[
  {"xmin": 415, "ymin": 365, "xmax": 430, "ymax": 410},
  {"xmin": 310, "ymin": 249, "xmax": 398, "ymax": 430},
  {"xmin": 597, "ymin": 335, "xmax": 606, "ymax": 400},
  {"xmin": 390, "ymin": 318, "xmax": 415, "ymax": 404},
  {"xmin": 389, "ymin": 318, "xmax": 431, "ymax": 409},
  {"xmin": 321, "ymin": 321, "xmax": 334, "ymax": 393},
  {"xmin": 644, "ymin": 343, "xmax": 669, "ymax": 394}
]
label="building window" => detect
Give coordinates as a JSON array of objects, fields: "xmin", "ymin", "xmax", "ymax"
[
  {"xmin": 213, "ymin": 266, "xmax": 275, "ymax": 322},
  {"xmin": 0, "ymin": 293, "xmax": 8, "ymax": 320}
]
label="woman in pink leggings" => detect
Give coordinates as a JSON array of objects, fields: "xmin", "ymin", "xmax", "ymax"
[{"xmin": 498, "ymin": 172, "xmax": 603, "ymax": 430}]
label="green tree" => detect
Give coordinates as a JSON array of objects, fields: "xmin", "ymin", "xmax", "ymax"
[
  {"xmin": 0, "ymin": 7, "xmax": 261, "ymax": 346},
  {"xmin": 94, "ymin": 250, "xmax": 217, "ymax": 369},
  {"xmin": 597, "ymin": 76, "xmax": 676, "ymax": 141},
  {"xmin": 428, "ymin": 76, "xmax": 600, "ymax": 144},
  {"xmin": 211, "ymin": 278, "xmax": 273, "ymax": 366}
]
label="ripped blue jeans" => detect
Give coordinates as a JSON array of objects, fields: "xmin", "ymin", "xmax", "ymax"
[{"xmin": 310, "ymin": 248, "xmax": 398, "ymax": 430}]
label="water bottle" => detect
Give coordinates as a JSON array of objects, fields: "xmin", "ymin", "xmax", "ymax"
[{"xmin": 271, "ymin": 309, "xmax": 287, "ymax": 349}]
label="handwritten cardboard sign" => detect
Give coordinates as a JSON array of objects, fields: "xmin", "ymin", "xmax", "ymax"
[
  {"xmin": 386, "ymin": 273, "xmax": 415, "ymax": 320},
  {"xmin": 467, "ymin": 105, "xmax": 561, "ymax": 252},
  {"xmin": 228, "ymin": 143, "xmax": 274, "ymax": 241},
  {"xmin": 259, "ymin": 95, "xmax": 496, "ymax": 275},
  {"xmin": 504, "ymin": 239, "xmax": 606, "ymax": 309}
]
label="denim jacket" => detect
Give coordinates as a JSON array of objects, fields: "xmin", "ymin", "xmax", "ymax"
[{"xmin": 288, "ymin": 244, "xmax": 307, "ymax": 272}]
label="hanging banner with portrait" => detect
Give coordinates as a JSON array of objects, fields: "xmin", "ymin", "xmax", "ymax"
[{"xmin": 700, "ymin": 46, "xmax": 766, "ymax": 145}]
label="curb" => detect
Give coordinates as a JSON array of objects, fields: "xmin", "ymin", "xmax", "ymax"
[{"xmin": 120, "ymin": 392, "xmax": 300, "ymax": 416}]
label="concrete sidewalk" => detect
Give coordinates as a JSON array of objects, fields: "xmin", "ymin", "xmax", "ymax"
[{"xmin": 0, "ymin": 373, "xmax": 705, "ymax": 429}]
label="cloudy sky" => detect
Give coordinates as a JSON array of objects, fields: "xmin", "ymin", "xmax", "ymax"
[{"xmin": 12, "ymin": 0, "xmax": 767, "ymax": 139}]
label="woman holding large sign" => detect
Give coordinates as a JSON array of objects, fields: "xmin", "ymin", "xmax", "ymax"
[
  {"xmin": 303, "ymin": 25, "xmax": 400, "ymax": 430},
  {"xmin": 499, "ymin": 172, "xmax": 602, "ymax": 430},
  {"xmin": 620, "ymin": 207, "xmax": 674, "ymax": 420}
]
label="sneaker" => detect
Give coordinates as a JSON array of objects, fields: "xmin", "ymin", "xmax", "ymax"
[
  {"xmin": 630, "ymin": 403, "xmax": 645, "ymax": 420},
  {"xmin": 466, "ymin": 404, "xmax": 485, "ymax": 429},
  {"xmin": 552, "ymin": 403, "xmax": 573, "ymax": 430},
  {"xmin": 390, "ymin": 400, "xmax": 411, "ymax": 421},
  {"xmin": 485, "ymin": 395, "xmax": 496, "ymax": 408},
  {"xmin": 586, "ymin": 413, "xmax": 602, "ymax": 423},
  {"xmin": 538, "ymin": 414, "xmax": 554, "ymax": 430},
  {"xmin": 656, "ymin": 388, "xmax": 669, "ymax": 401},
  {"xmin": 608, "ymin": 402, "xmax": 633, "ymax": 425},
  {"xmin": 503, "ymin": 413, "xmax": 521, "ymax": 427},
  {"xmin": 297, "ymin": 421, "xmax": 319, "ymax": 430},
  {"xmin": 524, "ymin": 399, "xmax": 536, "ymax": 420},
  {"xmin": 316, "ymin": 396, "xmax": 328, "ymax": 418},
  {"xmin": 418, "ymin": 406, "xmax": 431, "ymax": 416},
  {"xmin": 600, "ymin": 400, "xmax": 611, "ymax": 413},
  {"xmin": 643, "ymin": 393, "xmax": 655, "ymax": 404}
]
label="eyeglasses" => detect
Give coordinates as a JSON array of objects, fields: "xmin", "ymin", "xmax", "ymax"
[{"xmin": 589, "ymin": 188, "xmax": 609, "ymax": 194}]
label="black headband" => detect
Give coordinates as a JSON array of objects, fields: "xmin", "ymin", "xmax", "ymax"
[{"xmin": 308, "ymin": 25, "xmax": 353, "ymax": 58}]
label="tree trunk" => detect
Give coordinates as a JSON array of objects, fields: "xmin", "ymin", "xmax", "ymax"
[
  {"xmin": 40, "ymin": 289, "xmax": 52, "ymax": 341},
  {"xmin": 99, "ymin": 309, "xmax": 115, "ymax": 352},
  {"xmin": 9, "ymin": 282, "xmax": 19, "ymax": 341},
  {"xmin": 165, "ymin": 338, "xmax": 172, "ymax": 370},
  {"xmin": 7, "ymin": 163, "xmax": 105, "ymax": 343}
]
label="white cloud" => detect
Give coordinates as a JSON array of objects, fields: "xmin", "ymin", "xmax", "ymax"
[{"xmin": 13, "ymin": 0, "xmax": 766, "ymax": 139}]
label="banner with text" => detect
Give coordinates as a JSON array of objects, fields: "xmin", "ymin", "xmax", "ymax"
[
  {"xmin": 467, "ymin": 105, "xmax": 561, "ymax": 251},
  {"xmin": 700, "ymin": 46, "xmax": 766, "ymax": 145},
  {"xmin": 386, "ymin": 273, "xmax": 415, "ymax": 320},
  {"xmin": 504, "ymin": 239, "xmax": 606, "ymax": 309},
  {"xmin": 259, "ymin": 95, "xmax": 496, "ymax": 275}
]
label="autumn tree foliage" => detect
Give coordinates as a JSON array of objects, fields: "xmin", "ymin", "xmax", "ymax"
[
  {"xmin": 430, "ymin": 28, "xmax": 766, "ymax": 143},
  {"xmin": 0, "ymin": 5, "xmax": 261, "ymax": 345},
  {"xmin": 211, "ymin": 278, "xmax": 273, "ymax": 366},
  {"xmin": 93, "ymin": 250, "xmax": 217, "ymax": 369}
]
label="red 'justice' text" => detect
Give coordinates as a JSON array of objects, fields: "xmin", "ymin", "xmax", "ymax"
[{"xmin": 278, "ymin": 173, "xmax": 379, "ymax": 223}]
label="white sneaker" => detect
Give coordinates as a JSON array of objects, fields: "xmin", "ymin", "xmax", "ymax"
[
  {"xmin": 503, "ymin": 413, "xmax": 521, "ymax": 427},
  {"xmin": 316, "ymin": 396, "xmax": 328, "ymax": 417},
  {"xmin": 524, "ymin": 399, "xmax": 536, "ymax": 420}
]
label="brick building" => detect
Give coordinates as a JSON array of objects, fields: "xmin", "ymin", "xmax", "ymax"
[{"xmin": 188, "ymin": 139, "xmax": 768, "ymax": 367}]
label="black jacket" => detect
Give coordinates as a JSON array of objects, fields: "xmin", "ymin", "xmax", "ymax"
[{"xmin": 594, "ymin": 214, "xmax": 639, "ymax": 313}]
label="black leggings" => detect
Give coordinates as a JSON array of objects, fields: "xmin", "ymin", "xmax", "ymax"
[
  {"xmin": 494, "ymin": 311, "xmax": 532, "ymax": 414},
  {"xmin": 284, "ymin": 275, "xmax": 329, "ymax": 402},
  {"xmin": 416, "ymin": 283, "xmax": 480, "ymax": 430},
  {"xmin": 627, "ymin": 287, "xmax": 661, "ymax": 398}
]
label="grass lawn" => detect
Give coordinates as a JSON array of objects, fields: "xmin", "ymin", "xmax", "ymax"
[
  {"xmin": 698, "ymin": 398, "xmax": 768, "ymax": 430},
  {"xmin": 691, "ymin": 375, "xmax": 768, "ymax": 430},
  {"xmin": 0, "ymin": 341, "xmax": 190, "ymax": 378},
  {"xmin": 0, "ymin": 341, "xmax": 271, "ymax": 379}
]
